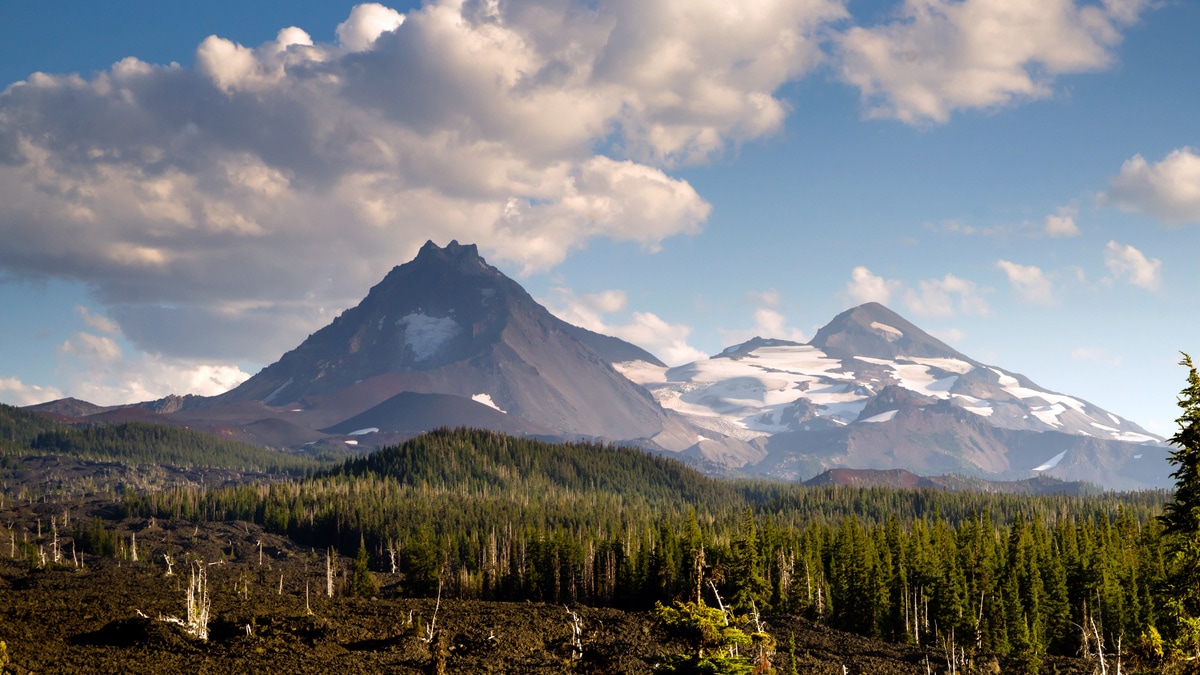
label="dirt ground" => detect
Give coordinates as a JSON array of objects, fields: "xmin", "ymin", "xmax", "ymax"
[{"xmin": 0, "ymin": 511, "xmax": 1094, "ymax": 674}]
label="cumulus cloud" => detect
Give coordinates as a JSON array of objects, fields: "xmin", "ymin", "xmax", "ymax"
[
  {"xmin": 547, "ymin": 289, "xmax": 630, "ymax": 332},
  {"xmin": 336, "ymin": 3, "xmax": 405, "ymax": 51},
  {"xmin": 926, "ymin": 219, "xmax": 1011, "ymax": 237},
  {"xmin": 1106, "ymin": 147, "xmax": 1200, "ymax": 224},
  {"xmin": 0, "ymin": 0, "xmax": 846, "ymax": 364},
  {"xmin": 720, "ymin": 289, "xmax": 807, "ymax": 346},
  {"xmin": 53, "ymin": 329, "xmax": 251, "ymax": 406},
  {"xmin": 929, "ymin": 327, "xmax": 967, "ymax": 344},
  {"xmin": 543, "ymin": 287, "xmax": 707, "ymax": 366},
  {"xmin": 1103, "ymin": 240, "xmax": 1161, "ymax": 290},
  {"xmin": 610, "ymin": 312, "xmax": 710, "ymax": 366},
  {"xmin": 1071, "ymin": 346, "xmax": 1121, "ymax": 366},
  {"xmin": 75, "ymin": 305, "xmax": 121, "ymax": 334},
  {"xmin": 844, "ymin": 266, "xmax": 988, "ymax": 317},
  {"xmin": 845, "ymin": 266, "xmax": 902, "ymax": 306},
  {"xmin": 1043, "ymin": 213, "xmax": 1080, "ymax": 237},
  {"xmin": 837, "ymin": 0, "xmax": 1151, "ymax": 124},
  {"xmin": 995, "ymin": 260, "xmax": 1056, "ymax": 305},
  {"xmin": 0, "ymin": 376, "xmax": 65, "ymax": 407},
  {"xmin": 903, "ymin": 273, "xmax": 990, "ymax": 317}
]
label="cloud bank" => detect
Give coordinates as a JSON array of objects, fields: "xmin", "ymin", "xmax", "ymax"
[
  {"xmin": 0, "ymin": 0, "xmax": 845, "ymax": 366},
  {"xmin": 837, "ymin": 0, "xmax": 1150, "ymax": 123},
  {"xmin": 0, "ymin": 0, "xmax": 1158, "ymax": 402},
  {"xmin": 1107, "ymin": 148, "xmax": 1200, "ymax": 224}
]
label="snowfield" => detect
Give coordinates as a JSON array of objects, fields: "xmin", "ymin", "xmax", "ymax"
[
  {"xmin": 397, "ymin": 313, "xmax": 461, "ymax": 361},
  {"xmin": 471, "ymin": 393, "xmax": 506, "ymax": 413},
  {"xmin": 625, "ymin": 341, "xmax": 1161, "ymax": 445}
]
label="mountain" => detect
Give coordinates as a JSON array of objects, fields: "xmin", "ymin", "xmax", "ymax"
[
  {"xmin": 803, "ymin": 468, "xmax": 1096, "ymax": 495},
  {"xmin": 617, "ymin": 302, "xmax": 1170, "ymax": 489},
  {"xmin": 145, "ymin": 240, "xmax": 751, "ymax": 464},
  {"xmin": 24, "ymin": 247, "xmax": 1169, "ymax": 489}
]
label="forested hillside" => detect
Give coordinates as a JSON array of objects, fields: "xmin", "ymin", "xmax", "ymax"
[
  {"xmin": 121, "ymin": 427, "xmax": 1173, "ymax": 672},
  {"xmin": 0, "ymin": 403, "xmax": 323, "ymax": 474}
]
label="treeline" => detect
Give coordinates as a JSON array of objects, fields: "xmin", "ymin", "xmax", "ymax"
[
  {"xmin": 0, "ymin": 403, "xmax": 320, "ymax": 474},
  {"xmin": 120, "ymin": 428, "xmax": 1171, "ymax": 670}
]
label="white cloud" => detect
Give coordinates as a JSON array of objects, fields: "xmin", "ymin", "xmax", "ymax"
[
  {"xmin": 543, "ymin": 287, "xmax": 706, "ymax": 366},
  {"xmin": 58, "ymin": 332, "xmax": 123, "ymax": 363},
  {"xmin": 1107, "ymin": 147, "xmax": 1200, "ymax": 224},
  {"xmin": 0, "ymin": 1, "xmax": 846, "ymax": 362},
  {"xmin": 927, "ymin": 219, "xmax": 1011, "ymax": 237},
  {"xmin": 903, "ymin": 273, "xmax": 990, "ymax": 317},
  {"xmin": 748, "ymin": 289, "xmax": 781, "ymax": 308},
  {"xmin": 929, "ymin": 327, "xmax": 967, "ymax": 344},
  {"xmin": 1071, "ymin": 346, "xmax": 1121, "ymax": 366},
  {"xmin": 845, "ymin": 266, "xmax": 901, "ymax": 306},
  {"xmin": 609, "ymin": 312, "xmax": 709, "ymax": 366},
  {"xmin": 1043, "ymin": 212, "xmax": 1081, "ymax": 237},
  {"xmin": 721, "ymin": 289, "xmax": 807, "ymax": 345},
  {"xmin": 751, "ymin": 308, "xmax": 807, "ymax": 343},
  {"xmin": 837, "ymin": 0, "xmax": 1150, "ymax": 124},
  {"xmin": 53, "ymin": 330, "xmax": 250, "ymax": 406},
  {"xmin": 336, "ymin": 3, "xmax": 405, "ymax": 51},
  {"xmin": 995, "ymin": 259, "xmax": 1056, "ymax": 305},
  {"xmin": 547, "ymin": 288, "xmax": 629, "ymax": 332},
  {"xmin": 1103, "ymin": 240, "xmax": 1161, "ymax": 290},
  {"xmin": 0, "ymin": 376, "xmax": 65, "ymax": 407},
  {"xmin": 74, "ymin": 305, "xmax": 121, "ymax": 334}
]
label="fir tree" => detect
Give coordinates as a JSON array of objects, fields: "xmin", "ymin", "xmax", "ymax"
[{"xmin": 1159, "ymin": 353, "xmax": 1200, "ymax": 657}]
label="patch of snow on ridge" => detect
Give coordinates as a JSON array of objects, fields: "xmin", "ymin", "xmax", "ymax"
[
  {"xmin": 871, "ymin": 322, "xmax": 903, "ymax": 341},
  {"xmin": 1113, "ymin": 430, "xmax": 1157, "ymax": 444},
  {"xmin": 909, "ymin": 357, "xmax": 975, "ymax": 375},
  {"xmin": 1032, "ymin": 450, "xmax": 1068, "ymax": 472},
  {"xmin": 472, "ymin": 394, "xmax": 506, "ymax": 413},
  {"xmin": 349, "ymin": 427, "xmax": 379, "ymax": 436},
  {"xmin": 988, "ymin": 365, "xmax": 1094, "ymax": 417},
  {"xmin": 613, "ymin": 360, "xmax": 668, "ymax": 385},
  {"xmin": 1031, "ymin": 404, "xmax": 1067, "ymax": 427},
  {"xmin": 861, "ymin": 409, "xmax": 899, "ymax": 423},
  {"xmin": 642, "ymin": 344, "xmax": 868, "ymax": 436},
  {"xmin": 264, "ymin": 377, "xmax": 294, "ymax": 405},
  {"xmin": 854, "ymin": 356, "xmax": 958, "ymax": 398},
  {"xmin": 397, "ymin": 313, "xmax": 460, "ymax": 361},
  {"xmin": 952, "ymin": 394, "xmax": 994, "ymax": 417}
]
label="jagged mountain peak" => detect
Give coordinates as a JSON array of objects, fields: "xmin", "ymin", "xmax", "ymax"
[
  {"xmin": 809, "ymin": 302, "xmax": 970, "ymax": 362},
  {"xmin": 197, "ymin": 242, "xmax": 713, "ymax": 458},
  {"xmin": 621, "ymin": 301, "xmax": 1169, "ymax": 488},
  {"xmin": 407, "ymin": 239, "xmax": 491, "ymax": 276},
  {"xmin": 714, "ymin": 336, "xmax": 805, "ymax": 359}
]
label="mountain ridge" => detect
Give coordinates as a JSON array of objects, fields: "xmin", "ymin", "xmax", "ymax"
[{"xmin": 23, "ymin": 242, "xmax": 1171, "ymax": 489}]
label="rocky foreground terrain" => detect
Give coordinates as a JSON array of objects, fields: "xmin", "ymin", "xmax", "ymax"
[{"xmin": 0, "ymin": 505, "xmax": 1097, "ymax": 674}]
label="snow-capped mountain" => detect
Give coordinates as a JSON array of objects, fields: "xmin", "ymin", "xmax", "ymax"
[
  {"xmin": 27, "ymin": 245, "xmax": 1170, "ymax": 489},
  {"xmin": 618, "ymin": 303, "xmax": 1169, "ymax": 489},
  {"xmin": 152, "ymin": 240, "xmax": 758, "ymax": 464}
]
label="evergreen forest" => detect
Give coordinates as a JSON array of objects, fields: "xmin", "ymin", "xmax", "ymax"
[
  {"xmin": 8, "ymin": 354, "xmax": 1200, "ymax": 674},
  {"xmin": 114, "ymin": 426, "xmax": 1176, "ymax": 672}
]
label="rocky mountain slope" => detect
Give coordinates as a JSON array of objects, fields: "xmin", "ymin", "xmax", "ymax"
[
  {"xmin": 26, "ymin": 244, "xmax": 1170, "ymax": 489},
  {"xmin": 617, "ymin": 303, "xmax": 1170, "ymax": 489},
  {"xmin": 96, "ymin": 241, "xmax": 756, "ymax": 466}
]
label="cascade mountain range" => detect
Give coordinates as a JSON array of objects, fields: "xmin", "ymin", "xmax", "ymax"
[{"xmin": 28, "ymin": 241, "xmax": 1171, "ymax": 490}]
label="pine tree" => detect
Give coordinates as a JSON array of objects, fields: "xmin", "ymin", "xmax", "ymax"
[
  {"xmin": 1159, "ymin": 353, "xmax": 1200, "ymax": 657},
  {"xmin": 729, "ymin": 509, "xmax": 769, "ymax": 612},
  {"xmin": 350, "ymin": 537, "xmax": 378, "ymax": 598}
]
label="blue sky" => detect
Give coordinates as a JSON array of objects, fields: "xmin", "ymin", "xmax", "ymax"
[{"xmin": 0, "ymin": 0, "xmax": 1197, "ymax": 436}]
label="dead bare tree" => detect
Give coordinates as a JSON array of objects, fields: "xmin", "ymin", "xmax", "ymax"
[
  {"xmin": 422, "ymin": 579, "xmax": 444, "ymax": 644},
  {"xmin": 566, "ymin": 606, "xmax": 583, "ymax": 661}
]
